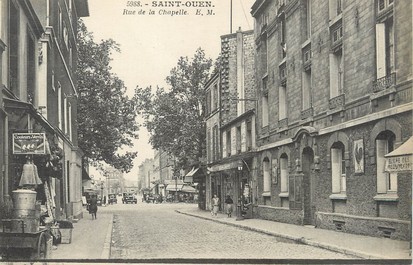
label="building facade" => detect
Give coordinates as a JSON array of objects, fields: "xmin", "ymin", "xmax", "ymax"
[
  {"xmin": 251, "ymin": 0, "xmax": 411, "ymax": 240},
  {"xmin": 0, "ymin": 0, "xmax": 88, "ymax": 220},
  {"xmin": 205, "ymin": 29, "xmax": 257, "ymax": 213}
]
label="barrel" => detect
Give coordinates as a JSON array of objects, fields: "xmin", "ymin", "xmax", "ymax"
[{"xmin": 12, "ymin": 189, "xmax": 37, "ymax": 211}]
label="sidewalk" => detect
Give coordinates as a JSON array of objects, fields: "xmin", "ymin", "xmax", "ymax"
[
  {"xmin": 50, "ymin": 208, "xmax": 113, "ymax": 260},
  {"xmin": 176, "ymin": 207, "xmax": 412, "ymax": 260}
]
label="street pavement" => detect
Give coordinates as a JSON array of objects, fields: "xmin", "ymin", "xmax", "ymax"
[
  {"xmin": 50, "ymin": 206, "xmax": 113, "ymax": 260},
  {"xmin": 46, "ymin": 201, "xmax": 411, "ymax": 263},
  {"xmin": 176, "ymin": 207, "xmax": 412, "ymax": 260}
]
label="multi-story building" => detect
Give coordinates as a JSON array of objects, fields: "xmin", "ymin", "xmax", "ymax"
[
  {"xmin": 251, "ymin": 0, "xmax": 411, "ymax": 240},
  {"xmin": 205, "ymin": 29, "xmax": 256, "ymax": 212},
  {"xmin": 0, "ymin": 0, "xmax": 88, "ymax": 220},
  {"xmin": 138, "ymin": 158, "xmax": 155, "ymax": 191}
]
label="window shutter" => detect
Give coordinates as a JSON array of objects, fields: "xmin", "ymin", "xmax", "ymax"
[
  {"xmin": 376, "ymin": 139, "xmax": 388, "ymax": 193},
  {"xmin": 280, "ymin": 158, "xmax": 289, "ymax": 192},
  {"xmin": 375, "ymin": 23, "xmax": 386, "ymax": 79},
  {"xmin": 331, "ymin": 148, "xmax": 341, "ymax": 193},
  {"xmin": 329, "ymin": 54, "xmax": 339, "ymax": 98},
  {"xmin": 263, "ymin": 161, "xmax": 271, "ymax": 192},
  {"xmin": 222, "ymin": 131, "xmax": 227, "ymax": 158}
]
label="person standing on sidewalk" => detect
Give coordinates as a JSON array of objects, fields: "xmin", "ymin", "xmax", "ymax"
[
  {"xmin": 212, "ymin": 194, "xmax": 220, "ymax": 217},
  {"xmin": 88, "ymin": 194, "xmax": 98, "ymax": 220},
  {"xmin": 225, "ymin": 195, "xmax": 234, "ymax": 217}
]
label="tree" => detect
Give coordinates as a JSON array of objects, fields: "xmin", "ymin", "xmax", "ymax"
[
  {"xmin": 76, "ymin": 20, "xmax": 139, "ymax": 172},
  {"xmin": 135, "ymin": 48, "xmax": 212, "ymax": 170}
]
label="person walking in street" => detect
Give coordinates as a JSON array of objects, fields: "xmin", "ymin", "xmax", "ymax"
[
  {"xmin": 225, "ymin": 195, "xmax": 234, "ymax": 217},
  {"xmin": 212, "ymin": 194, "xmax": 220, "ymax": 217},
  {"xmin": 88, "ymin": 194, "xmax": 98, "ymax": 220}
]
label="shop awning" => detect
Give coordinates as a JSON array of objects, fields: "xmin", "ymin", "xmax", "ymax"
[
  {"xmin": 181, "ymin": 185, "xmax": 198, "ymax": 193},
  {"xmin": 385, "ymin": 137, "xmax": 413, "ymax": 172},
  {"xmin": 166, "ymin": 184, "xmax": 184, "ymax": 191},
  {"xmin": 184, "ymin": 167, "xmax": 199, "ymax": 183}
]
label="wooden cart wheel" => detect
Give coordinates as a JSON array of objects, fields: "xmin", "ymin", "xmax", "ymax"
[{"xmin": 36, "ymin": 232, "xmax": 47, "ymax": 259}]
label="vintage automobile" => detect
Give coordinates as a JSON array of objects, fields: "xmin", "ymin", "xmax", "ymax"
[
  {"xmin": 108, "ymin": 194, "xmax": 117, "ymax": 204},
  {"xmin": 122, "ymin": 193, "xmax": 137, "ymax": 204}
]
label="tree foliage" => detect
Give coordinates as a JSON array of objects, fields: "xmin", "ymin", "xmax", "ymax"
[
  {"xmin": 76, "ymin": 20, "xmax": 139, "ymax": 172},
  {"xmin": 135, "ymin": 48, "xmax": 212, "ymax": 170}
]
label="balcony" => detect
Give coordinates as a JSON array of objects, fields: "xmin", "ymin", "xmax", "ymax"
[
  {"xmin": 301, "ymin": 107, "xmax": 313, "ymax": 120},
  {"xmin": 278, "ymin": 118, "xmax": 288, "ymax": 129},
  {"xmin": 373, "ymin": 73, "xmax": 396, "ymax": 93},
  {"xmin": 329, "ymin": 94, "xmax": 345, "ymax": 110}
]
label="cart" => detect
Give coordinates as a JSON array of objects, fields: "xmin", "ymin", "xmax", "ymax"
[{"xmin": 0, "ymin": 226, "xmax": 50, "ymax": 260}]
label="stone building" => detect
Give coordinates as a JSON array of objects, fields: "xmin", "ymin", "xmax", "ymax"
[
  {"xmin": 251, "ymin": 0, "xmax": 411, "ymax": 240},
  {"xmin": 205, "ymin": 29, "xmax": 257, "ymax": 213},
  {"xmin": 0, "ymin": 0, "xmax": 89, "ymax": 220}
]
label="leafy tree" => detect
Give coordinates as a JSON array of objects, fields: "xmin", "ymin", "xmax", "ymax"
[
  {"xmin": 76, "ymin": 20, "xmax": 139, "ymax": 172},
  {"xmin": 135, "ymin": 48, "xmax": 212, "ymax": 170}
]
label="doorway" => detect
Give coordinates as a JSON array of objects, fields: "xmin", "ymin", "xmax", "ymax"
[{"xmin": 302, "ymin": 147, "xmax": 315, "ymax": 225}]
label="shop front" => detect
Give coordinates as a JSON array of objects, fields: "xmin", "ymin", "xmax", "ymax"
[{"xmin": 207, "ymin": 156, "xmax": 255, "ymax": 218}]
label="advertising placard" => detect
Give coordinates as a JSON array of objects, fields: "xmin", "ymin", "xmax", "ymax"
[{"xmin": 13, "ymin": 133, "xmax": 46, "ymax": 154}]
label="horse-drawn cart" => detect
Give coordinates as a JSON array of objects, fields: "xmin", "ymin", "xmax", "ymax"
[{"xmin": 0, "ymin": 222, "xmax": 50, "ymax": 259}]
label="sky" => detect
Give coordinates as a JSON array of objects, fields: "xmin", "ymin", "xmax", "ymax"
[{"xmin": 82, "ymin": 0, "xmax": 255, "ymax": 181}]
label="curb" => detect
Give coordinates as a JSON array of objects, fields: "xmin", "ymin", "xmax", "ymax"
[
  {"xmin": 175, "ymin": 210, "xmax": 389, "ymax": 260},
  {"xmin": 101, "ymin": 213, "xmax": 113, "ymax": 259}
]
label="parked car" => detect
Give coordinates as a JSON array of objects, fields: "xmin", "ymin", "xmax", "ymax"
[
  {"xmin": 108, "ymin": 194, "xmax": 117, "ymax": 204},
  {"xmin": 122, "ymin": 193, "xmax": 137, "ymax": 204}
]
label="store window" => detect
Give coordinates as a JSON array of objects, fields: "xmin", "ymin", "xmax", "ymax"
[{"xmin": 263, "ymin": 157, "xmax": 271, "ymax": 194}]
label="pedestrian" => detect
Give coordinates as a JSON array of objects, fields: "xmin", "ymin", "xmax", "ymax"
[
  {"xmin": 88, "ymin": 194, "xmax": 98, "ymax": 220},
  {"xmin": 225, "ymin": 195, "xmax": 234, "ymax": 217},
  {"xmin": 212, "ymin": 194, "xmax": 220, "ymax": 217}
]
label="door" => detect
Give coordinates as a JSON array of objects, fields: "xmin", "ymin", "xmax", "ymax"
[{"xmin": 302, "ymin": 147, "xmax": 315, "ymax": 225}]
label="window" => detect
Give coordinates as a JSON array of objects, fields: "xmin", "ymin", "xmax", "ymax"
[
  {"xmin": 246, "ymin": 121, "xmax": 252, "ymax": 151},
  {"xmin": 262, "ymin": 36, "xmax": 268, "ymax": 75},
  {"xmin": 69, "ymin": 42, "xmax": 73, "ymax": 68},
  {"xmin": 213, "ymin": 125, "xmax": 219, "ymax": 161},
  {"xmin": 236, "ymin": 126, "xmax": 241, "ymax": 154},
  {"xmin": 302, "ymin": 69, "xmax": 312, "ymax": 110},
  {"xmin": 329, "ymin": 49, "xmax": 343, "ymax": 98},
  {"xmin": 63, "ymin": 22, "xmax": 69, "ymax": 48},
  {"xmin": 64, "ymin": 95, "xmax": 68, "ymax": 134},
  {"xmin": 329, "ymin": 0, "xmax": 343, "ymax": 20},
  {"xmin": 280, "ymin": 14, "xmax": 286, "ymax": 59},
  {"xmin": 9, "ymin": 1, "xmax": 19, "ymax": 93},
  {"xmin": 304, "ymin": 0, "xmax": 312, "ymax": 40},
  {"xmin": 58, "ymin": 83, "xmax": 62, "ymax": 129},
  {"xmin": 261, "ymin": 78, "xmax": 269, "ymax": 127},
  {"xmin": 207, "ymin": 129, "xmax": 211, "ymax": 162},
  {"xmin": 58, "ymin": 5, "xmax": 63, "ymax": 38},
  {"xmin": 263, "ymin": 158, "xmax": 270, "ymax": 193},
  {"xmin": 279, "ymin": 85, "xmax": 287, "ymax": 120},
  {"xmin": 331, "ymin": 142, "xmax": 346, "ymax": 193},
  {"xmin": 52, "ymin": 71, "xmax": 55, "ymax": 91},
  {"xmin": 375, "ymin": 18, "xmax": 394, "ymax": 79},
  {"xmin": 27, "ymin": 32, "xmax": 36, "ymax": 105},
  {"xmin": 226, "ymin": 130, "xmax": 231, "ymax": 157},
  {"xmin": 68, "ymin": 102, "xmax": 72, "ymax": 141},
  {"xmin": 280, "ymin": 155, "xmax": 289, "ymax": 193},
  {"xmin": 212, "ymin": 84, "xmax": 218, "ymax": 111},
  {"xmin": 376, "ymin": 132, "xmax": 397, "ymax": 193},
  {"xmin": 205, "ymin": 90, "xmax": 211, "ymax": 115}
]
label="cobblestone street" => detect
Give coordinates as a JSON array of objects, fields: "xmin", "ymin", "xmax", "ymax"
[{"xmin": 110, "ymin": 201, "xmax": 353, "ymax": 259}]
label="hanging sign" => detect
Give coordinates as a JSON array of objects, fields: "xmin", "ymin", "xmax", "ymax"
[
  {"xmin": 385, "ymin": 155, "xmax": 412, "ymax": 173},
  {"xmin": 13, "ymin": 133, "xmax": 46, "ymax": 154}
]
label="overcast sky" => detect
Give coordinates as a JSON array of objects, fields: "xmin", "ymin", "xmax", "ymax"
[{"xmin": 82, "ymin": 0, "xmax": 255, "ymax": 181}]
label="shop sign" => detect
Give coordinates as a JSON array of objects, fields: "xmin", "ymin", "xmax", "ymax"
[
  {"xmin": 385, "ymin": 155, "xmax": 412, "ymax": 172},
  {"xmin": 13, "ymin": 133, "xmax": 46, "ymax": 154}
]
